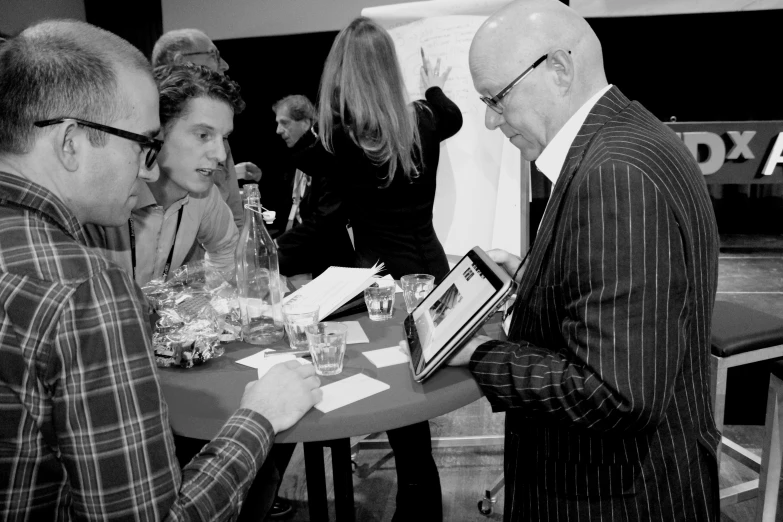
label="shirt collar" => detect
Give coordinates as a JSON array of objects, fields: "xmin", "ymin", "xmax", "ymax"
[
  {"xmin": 134, "ymin": 181, "xmax": 189, "ymax": 212},
  {"xmin": 0, "ymin": 170, "xmax": 84, "ymax": 242},
  {"xmin": 536, "ymin": 84, "xmax": 613, "ymax": 184}
]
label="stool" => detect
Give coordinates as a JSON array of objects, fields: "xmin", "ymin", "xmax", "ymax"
[{"xmin": 711, "ymin": 301, "xmax": 783, "ymax": 508}]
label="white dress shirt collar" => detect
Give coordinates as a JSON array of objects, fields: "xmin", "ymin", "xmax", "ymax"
[{"xmin": 536, "ymin": 84, "xmax": 613, "ymax": 185}]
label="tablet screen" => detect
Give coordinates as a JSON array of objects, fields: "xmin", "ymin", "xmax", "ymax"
[{"xmin": 412, "ymin": 254, "xmax": 497, "ymax": 363}]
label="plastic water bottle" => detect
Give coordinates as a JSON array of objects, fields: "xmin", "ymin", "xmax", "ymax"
[{"xmin": 235, "ymin": 184, "xmax": 285, "ymax": 344}]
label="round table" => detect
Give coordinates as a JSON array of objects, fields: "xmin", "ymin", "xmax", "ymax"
[{"xmin": 158, "ymin": 298, "xmax": 483, "ymax": 521}]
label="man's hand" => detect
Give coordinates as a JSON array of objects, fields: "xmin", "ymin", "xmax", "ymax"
[
  {"xmin": 447, "ymin": 334, "xmax": 492, "ymax": 367},
  {"xmin": 235, "ymin": 162, "xmax": 262, "ymax": 182},
  {"xmin": 239, "ymin": 360, "xmax": 322, "ymax": 433},
  {"xmin": 487, "ymin": 248, "xmax": 524, "ymax": 282}
]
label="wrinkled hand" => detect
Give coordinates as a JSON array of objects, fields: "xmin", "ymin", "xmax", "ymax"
[
  {"xmin": 239, "ymin": 360, "xmax": 322, "ymax": 433},
  {"xmin": 235, "ymin": 161, "xmax": 262, "ymax": 182},
  {"xmin": 420, "ymin": 56, "xmax": 452, "ymax": 92},
  {"xmin": 447, "ymin": 335, "xmax": 492, "ymax": 367},
  {"xmin": 487, "ymin": 248, "xmax": 524, "ymax": 282}
]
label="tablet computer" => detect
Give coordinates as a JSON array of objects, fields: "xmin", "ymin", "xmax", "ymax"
[{"xmin": 404, "ymin": 246, "xmax": 515, "ymax": 382}]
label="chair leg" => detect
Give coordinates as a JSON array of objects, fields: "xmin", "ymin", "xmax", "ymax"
[
  {"xmin": 756, "ymin": 374, "xmax": 783, "ymax": 522},
  {"xmin": 712, "ymin": 355, "xmax": 728, "ymax": 463}
]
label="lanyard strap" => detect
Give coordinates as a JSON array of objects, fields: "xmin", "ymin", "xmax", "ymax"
[
  {"xmin": 128, "ymin": 205, "xmax": 184, "ymax": 281},
  {"xmin": 287, "ymin": 170, "xmax": 309, "ymax": 231}
]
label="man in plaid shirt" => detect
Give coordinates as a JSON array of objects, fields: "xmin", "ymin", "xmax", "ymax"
[{"xmin": 0, "ymin": 20, "xmax": 322, "ymax": 521}]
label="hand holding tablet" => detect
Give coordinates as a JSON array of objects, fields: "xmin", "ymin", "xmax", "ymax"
[{"xmin": 404, "ymin": 246, "xmax": 515, "ymax": 382}]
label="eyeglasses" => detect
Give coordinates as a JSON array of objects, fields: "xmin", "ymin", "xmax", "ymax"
[
  {"xmin": 479, "ymin": 52, "xmax": 570, "ymax": 114},
  {"xmin": 181, "ymin": 48, "xmax": 221, "ymax": 64},
  {"xmin": 34, "ymin": 117, "xmax": 163, "ymax": 170}
]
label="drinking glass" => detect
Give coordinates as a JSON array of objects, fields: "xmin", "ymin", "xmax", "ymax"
[
  {"xmin": 364, "ymin": 279, "xmax": 396, "ymax": 321},
  {"xmin": 400, "ymin": 274, "xmax": 435, "ymax": 314},
  {"xmin": 283, "ymin": 303, "xmax": 320, "ymax": 351},
  {"xmin": 305, "ymin": 322, "xmax": 348, "ymax": 376}
]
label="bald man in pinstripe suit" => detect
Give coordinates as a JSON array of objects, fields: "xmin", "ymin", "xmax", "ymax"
[{"xmin": 449, "ymin": 1, "xmax": 720, "ymax": 520}]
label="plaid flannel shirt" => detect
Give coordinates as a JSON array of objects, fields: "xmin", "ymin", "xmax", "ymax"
[{"xmin": 0, "ymin": 171, "xmax": 273, "ymax": 521}]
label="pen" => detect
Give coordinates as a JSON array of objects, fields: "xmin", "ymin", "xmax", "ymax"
[{"xmin": 420, "ymin": 47, "xmax": 428, "ymax": 74}]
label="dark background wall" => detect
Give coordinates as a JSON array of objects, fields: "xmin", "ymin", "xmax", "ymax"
[
  {"xmin": 214, "ymin": 10, "xmax": 783, "ymax": 234},
  {"xmin": 84, "ymin": 0, "xmax": 163, "ymax": 59},
  {"xmin": 216, "ymin": 30, "xmax": 338, "ymax": 206}
]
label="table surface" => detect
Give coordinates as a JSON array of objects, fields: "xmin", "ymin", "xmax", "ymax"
[{"xmin": 158, "ymin": 298, "xmax": 484, "ymax": 443}]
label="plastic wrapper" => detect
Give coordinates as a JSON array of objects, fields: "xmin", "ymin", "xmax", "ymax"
[
  {"xmin": 144, "ymin": 261, "xmax": 241, "ymax": 368},
  {"xmin": 142, "ymin": 260, "xmax": 292, "ymax": 368}
]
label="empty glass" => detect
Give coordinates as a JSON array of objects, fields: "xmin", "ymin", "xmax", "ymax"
[
  {"xmin": 305, "ymin": 322, "xmax": 348, "ymax": 376},
  {"xmin": 364, "ymin": 279, "xmax": 396, "ymax": 321},
  {"xmin": 400, "ymin": 274, "xmax": 435, "ymax": 314}
]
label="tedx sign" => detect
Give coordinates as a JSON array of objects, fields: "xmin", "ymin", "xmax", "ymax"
[{"xmin": 666, "ymin": 121, "xmax": 783, "ymax": 184}]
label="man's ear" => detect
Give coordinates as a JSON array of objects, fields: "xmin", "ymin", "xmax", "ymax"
[
  {"xmin": 53, "ymin": 121, "xmax": 83, "ymax": 172},
  {"xmin": 548, "ymin": 49, "xmax": 574, "ymax": 93}
]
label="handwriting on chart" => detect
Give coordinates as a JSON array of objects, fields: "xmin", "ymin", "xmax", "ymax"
[{"xmin": 390, "ymin": 16, "xmax": 486, "ymax": 109}]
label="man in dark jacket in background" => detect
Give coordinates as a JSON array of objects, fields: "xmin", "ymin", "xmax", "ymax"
[{"xmin": 272, "ymin": 94, "xmax": 355, "ymax": 277}]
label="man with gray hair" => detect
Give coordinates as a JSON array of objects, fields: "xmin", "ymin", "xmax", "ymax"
[
  {"xmin": 0, "ymin": 20, "xmax": 321, "ymax": 520},
  {"xmin": 152, "ymin": 28, "xmax": 262, "ymax": 231},
  {"xmin": 272, "ymin": 94, "xmax": 356, "ymax": 278},
  {"xmin": 266, "ymin": 94, "xmax": 316, "ymax": 238},
  {"xmin": 273, "ymin": 94, "xmax": 315, "ymax": 149}
]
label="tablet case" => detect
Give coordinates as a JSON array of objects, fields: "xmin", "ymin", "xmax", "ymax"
[{"xmin": 404, "ymin": 246, "xmax": 515, "ymax": 382}]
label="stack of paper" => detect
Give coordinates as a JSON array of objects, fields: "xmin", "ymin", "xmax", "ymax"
[{"xmin": 283, "ymin": 263, "xmax": 384, "ymax": 321}]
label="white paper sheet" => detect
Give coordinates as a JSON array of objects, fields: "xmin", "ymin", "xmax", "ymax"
[
  {"xmin": 340, "ymin": 321, "xmax": 370, "ymax": 344},
  {"xmin": 314, "ymin": 374, "xmax": 390, "ymax": 413},
  {"xmin": 379, "ymin": 274, "xmax": 404, "ymax": 293},
  {"xmin": 283, "ymin": 264, "xmax": 383, "ymax": 321},
  {"xmin": 235, "ymin": 349, "xmax": 275, "ymax": 369},
  {"xmin": 363, "ymin": 346, "xmax": 411, "ymax": 368},
  {"xmin": 236, "ymin": 350, "xmax": 312, "ymax": 379},
  {"xmin": 363, "ymin": 0, "xmax": 511, "ymax": 29}
]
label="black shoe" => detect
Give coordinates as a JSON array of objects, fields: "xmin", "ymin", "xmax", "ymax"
[{"xmin": 268, "ymin": 496, "xmax": 293, "ymax": 519}]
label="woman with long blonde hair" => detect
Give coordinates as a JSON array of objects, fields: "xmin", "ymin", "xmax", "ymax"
[{"xmin": 275, "ymin": 16, "xmax": 462, "ymax": 522}]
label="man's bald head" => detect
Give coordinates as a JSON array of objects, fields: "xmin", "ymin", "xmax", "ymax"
[
  {"xmin": 152, "ymin": 28, "xmax": 228, "ymax": 73},
  {"xmin": 470, "ymin": 0, "xmax": 608, "ymax": 159}
]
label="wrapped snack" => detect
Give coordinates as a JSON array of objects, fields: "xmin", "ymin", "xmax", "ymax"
[
  {"xmin": 168, "ymin": 259, "xmax": 235, "ymax": 293},
  {"xmin": 142, "ymin": 278, "xmax": 177, "ymax": 312},
  {"xmin": 144, "ymin": 259, "xmax": 295, "ymax": 367},
  {"xmin": 154, "ymin": 326, "xmax": 223, "ymax": 369},
  {"xmin": 174, "ymin": 292, "xmax": 213, "ymax": 323}
]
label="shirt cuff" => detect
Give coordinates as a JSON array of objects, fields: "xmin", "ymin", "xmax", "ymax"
[
  {"xmin": 212, "ymin": 408, "xmax": 276, "ymax": 470},
  {"xmin": 468, "ymin": 339, "xmax": 518, "ymax": 413},
  {"xmin": 468, "ymin": 338, "xmax": 503, "ymax": 372},
  {"xmin": 424, "ymin": 86, "xmax": 445, "ymax": 100}
]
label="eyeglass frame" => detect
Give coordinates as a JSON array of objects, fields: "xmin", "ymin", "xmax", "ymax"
[
  {"xmin": 181, "ymin": 48, "xmax": 221, "ymax": 64},
  {"xmin": 34, "ymin": 117, "xmax": 163, "ymax": 170},
  {"xmin": 479, "ymin": 51, "xmax": 571, "ymax": 114}
]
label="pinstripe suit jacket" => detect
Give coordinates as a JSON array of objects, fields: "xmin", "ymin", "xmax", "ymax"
[{"xmin": 470, "ymin": 87, "xmax": 720, "ymax": 521}]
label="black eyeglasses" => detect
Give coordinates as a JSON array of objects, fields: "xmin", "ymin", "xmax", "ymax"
[
  {"xmin": 34, "ymin": 118, "xmax": 163, "ymax": 170},
  {"xmin": 480, "ymin": 52, "xmax": 570, "ymax": 114},
  {"xmin": 181, "ymin": 48, "xmax": 221, "ymax": 64}
]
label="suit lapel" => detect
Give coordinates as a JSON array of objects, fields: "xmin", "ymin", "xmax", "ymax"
[{"xmin": 509, "ymin": 87, "xmax": 632, "ymax": 336}]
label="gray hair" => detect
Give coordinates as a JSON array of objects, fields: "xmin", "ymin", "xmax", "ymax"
[
  {"xmin": 0, "ymin": 20, "xmax": 151, "ymax": 155},
  {"xmin": 152, "ymin": 28, "xmax": 208, "ymax": 67},
  {"xmin": 272, "ymin": 94, "xmax": 315, "ymax": 123}
]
